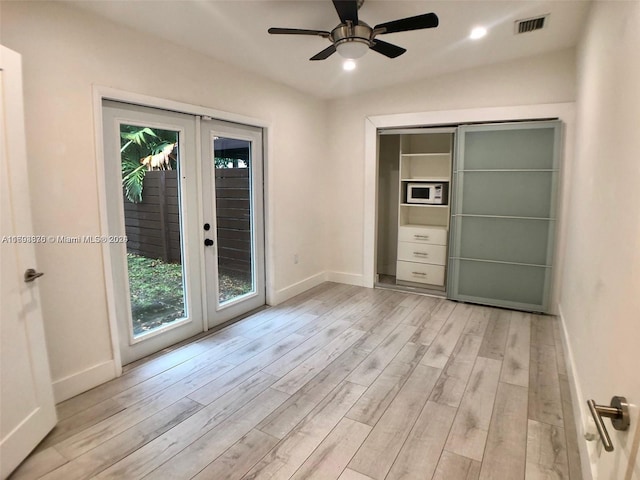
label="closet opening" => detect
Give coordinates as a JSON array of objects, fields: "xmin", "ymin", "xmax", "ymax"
[
  {"xmin": 373, "ymin": 119, "xmax": 561, "ymax": 314},
  {"xmin": 375, "ymin": 127, "xmax": 455, "ymax": 297}
]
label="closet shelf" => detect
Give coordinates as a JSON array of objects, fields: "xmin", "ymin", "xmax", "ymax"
[
  {"xmin": 401, "ymin": 153, "xmax": 450, "ymax": 158},
  {"xmin": 401, "ymin": 177, "xmax": 450, "ymax": 182},
  {"xmin": 401, "ymin": 203, "xmax": 448, "ymax": 208}
]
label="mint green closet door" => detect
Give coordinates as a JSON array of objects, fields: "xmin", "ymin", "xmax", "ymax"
[{"xmin": 448, "ymin": 121, "xmax": 561, "ymax": 313}]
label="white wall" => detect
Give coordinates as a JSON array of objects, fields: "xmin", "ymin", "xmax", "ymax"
[
  {"xmin": 326, "ymin": 48, "xmax": 577, "ymax": 282},
  {"xmin": 560, "ymin": 2, "xmax": 640, "ymax": 479},
  {"xmin": 0, "ymin": 1, "xmax": 329, "ymax": 401}
]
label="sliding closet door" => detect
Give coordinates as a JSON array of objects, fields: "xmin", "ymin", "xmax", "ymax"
[{"xmin": 448, "ymin": 121, "xmax": 561, "ymax": 312}]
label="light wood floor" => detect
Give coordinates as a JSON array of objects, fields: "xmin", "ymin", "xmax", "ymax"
[{"xmin": 11, "ymin": 283, "xmax": 583, "ymax": 480}]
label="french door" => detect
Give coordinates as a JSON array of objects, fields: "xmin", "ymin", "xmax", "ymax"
[
  {"xmin": 200, "ymin": 119, "xmax": 265, "ymax": 324},
  {"xmin": 102, "ymin": 101, "xmax": 265, "ymax": 364}
]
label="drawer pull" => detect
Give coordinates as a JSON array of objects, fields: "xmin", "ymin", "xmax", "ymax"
[
  {"xmin": 413, "ymin": 252, "xmax": 429, "ymax": 257},
  {"xmin": 414, "ymin": 234, "xmax": 430, "ymax": 240},
  {"xmin": 412, "ymin": 271, "xmax": 427, "ymax": 276}
]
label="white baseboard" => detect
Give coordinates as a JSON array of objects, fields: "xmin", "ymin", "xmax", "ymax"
[
  {"xmin": 270, "ymin": 272, "xmax": 328, "ymax": 305},
  {"xmin": 269, "ymin": 271, "xmax": 367, "ymax": 306},
  {"xmin": 325, "ymin": 271, "xmax": 365, "ymax": 287},
  {"xmin": 557, "ymin": 305, "xmax": 596, "ymax": 480},
  {"xmin": 52, "ymin": 360, "xmax": 117, "ymax": 403}
]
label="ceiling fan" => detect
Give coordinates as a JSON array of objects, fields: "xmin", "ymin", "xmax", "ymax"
[{"xmin": 267, "ymin": 0, "xmax": 439, "ymax": 61}]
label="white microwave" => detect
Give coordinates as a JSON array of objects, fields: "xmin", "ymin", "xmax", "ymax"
[{"xmin": 406, "ymin": 182, "xmax": 448, "ymax": 205}]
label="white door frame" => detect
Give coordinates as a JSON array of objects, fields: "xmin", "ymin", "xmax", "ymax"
[
  {"xmin": 92, "ymin": 86, "xmax": 273, "ymax": 373},
  {"xmin": 364, "ymin": 102, "xmax": 576, "ymax": 313}
]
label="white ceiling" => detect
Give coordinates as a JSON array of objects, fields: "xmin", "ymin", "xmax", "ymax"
[{"xmin": 69, "ymin": 0, "xmax": 591, "ymax": 99}]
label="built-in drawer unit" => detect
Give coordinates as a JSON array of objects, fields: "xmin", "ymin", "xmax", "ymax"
[
  {"xmin": 397, "ymin": 242, "xmax": 447, "ymax": 265},
  {"xmin": 398, "ymin": 225, "xmax": 447, "ymax": 245},
  {"xmin": 396, "ymin": 261, "xmax": 445, "ymax": 286},
  {"xmin": 393, "ymin": 134, "xmax": 453, "ymax": 292}
]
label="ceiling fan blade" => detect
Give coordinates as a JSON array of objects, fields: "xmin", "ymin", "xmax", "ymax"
[
  {"xmin": 332, "ymin": 0, "xmax": 358, "ymax": 24},
  {"xmin": 310, "ymin": 44, "xmax": 337, "ymax": 61},
  {"xmin": 370, "ymin": 39, "xmax": 406, "ymax": 58},
  {"xmin": 268, "ymin": 27, "xmax": 330, "ymax": 38},
  {"xmin": 374, "ymin": 12, "xmax": 439, "ymax": 34}
]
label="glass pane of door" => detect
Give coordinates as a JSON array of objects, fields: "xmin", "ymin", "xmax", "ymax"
[
  {"xmin": 213, "ymin": 137, "xmax": 254, "ymax": 304},
  {"xmin": 458, "ymin": 171, "xmax": 554, "ymax": 218},
  {"xmin": 455, "ymin": 216, "xmax": 553, "ymax": 265},
  {"xmin": 463, "ymin": 128, "xmax": 556, "ymax": 170},
  {"xmin": 120, "ymin": 124, "xmax": 188, "ymax": 337},
  {"xmin": 452, "ymin": 259, "xmax": 549, "ymax": 306}
]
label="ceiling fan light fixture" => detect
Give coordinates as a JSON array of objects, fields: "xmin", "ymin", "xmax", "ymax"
[
  {"xmin": 470, "ymin": 26, "xmax": 487, "ymax": 40},
  {"xmin": 343, "ymin": 59, "xmax": 357, "ymax": 71},
  {"xmin": 335, "ymin": 38, "xmax": 369, "ymax": 59}
]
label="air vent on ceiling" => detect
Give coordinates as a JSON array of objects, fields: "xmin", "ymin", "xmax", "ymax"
[{"xmin": 515, "ymin": 15, "xmax": 548, "ymax": 34}]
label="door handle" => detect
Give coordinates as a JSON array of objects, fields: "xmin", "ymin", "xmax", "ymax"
[
  {"xmin": 587, "ymin": 396, "xmax": 630, "ymax": 452},
  {"xmin": 24, "ymin": 268, "xmax": 44, "ymax": 283},
  {"xmin": 204, "ymin": 239, "xmax": 214, "ymax": 247}
]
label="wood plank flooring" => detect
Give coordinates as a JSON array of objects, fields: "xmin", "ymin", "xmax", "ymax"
[{"xmin": 10, "ymin": 283, "xmax": 583, "ymax": 480}]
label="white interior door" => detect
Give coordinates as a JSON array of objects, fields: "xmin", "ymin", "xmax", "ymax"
[
  {"xmin": 0, "ymin": 45, "xmax": 57, "ymax": 479},
  {"xmin": 200, "ymin": 119, "xmax": 265, "ymax": 327}
]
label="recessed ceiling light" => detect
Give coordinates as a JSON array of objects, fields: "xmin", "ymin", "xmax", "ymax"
[
  {"xmin": 343, "ymin": 59, "xmax": 356, "ymax": 71},
  {"xmin": 470, "ymin": 26, "xmax": 487, "ymax": 40}
]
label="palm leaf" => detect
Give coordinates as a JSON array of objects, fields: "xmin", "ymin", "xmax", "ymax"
[
  {"xmin": 121, "ymin": 127, "xmax": 157, "ymax": 149},
  {"xmin": 122, "ymin": 164, "xmax": 146, "ymax": 203},
  {"xmin": 121, "ymin": 153, "xmax": 146, "ymax": 203},
  {"xmin": 120, "ymin": 126, "xmax": 177, "ymax": 202}
]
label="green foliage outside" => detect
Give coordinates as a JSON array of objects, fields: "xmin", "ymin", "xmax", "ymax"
[
  {"xmin": 120, "ymin": 125, "xmax": 246, "ymax": 203},
  {"xmin": 215, "ymin": 157, "xmax": 248, "ymax": 168},
  {"xmin": 218, "ymin": 269, "xmax": 253, "ymax": 303},
  {"xmin": 127, "ymin": 253, "xmax": 185, "ymax": 335},
  {"xmin": 127, "ymin": 253, "xmax": 253, "ymax": 336},
  {"xmin": 121, "ymin": 125, "xmax": 178, "ymax": 203}
]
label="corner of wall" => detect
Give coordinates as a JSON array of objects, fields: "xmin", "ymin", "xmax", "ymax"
[
  {"xmin": 52, "ymin": 360, "xmax": 117, "ymax": 403},
  {"xmin": 325, "ymin": 271, "xmax": 366, "ymax": 287},
  {"xmin": 269, "ymin": 272, "xmax": 328, "ymax": 306}
]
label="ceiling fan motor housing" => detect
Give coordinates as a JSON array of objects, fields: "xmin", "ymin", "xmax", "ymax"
[
  {"xmin": 331, "ymin": 21, "xmax": 373, "ymax": 45},
  {"xmin": 331, "ymin": 21, "xmax": 373, "ymax": 58}
]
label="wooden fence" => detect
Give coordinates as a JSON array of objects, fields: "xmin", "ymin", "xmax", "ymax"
[
  {"xmin": 214, "ymin": 168, "xmax": 252, "ymax": 277},
  {"xmin": 124, "ymin": 171, "xmax": 181, "ymax": 262},
  {"xmin": 124, "ymin": 168, "xmax": 251, "ymax": 277}
]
